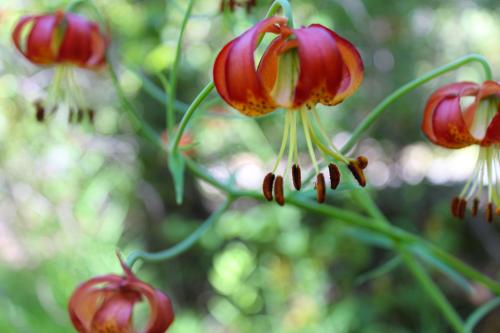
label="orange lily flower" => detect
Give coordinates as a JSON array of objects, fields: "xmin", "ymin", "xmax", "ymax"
[
  {"xmin": 422, "ymin": 80, "xmax": 500, "ymax": 222},
  {"xmin": 12, "ymin": 11, "xmax": 109, "ymax": 123},
  {"xmin": 68, "ymin": 256, "xmax": 174, "ymax": 333},
  {"xmin": 213, "ymin": 17, "xmax": 365, "ymax": 205}
]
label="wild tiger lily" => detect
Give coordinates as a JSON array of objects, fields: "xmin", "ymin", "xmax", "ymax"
[
  {"xmin": 422, "ymin": 80, "xmax": 500, "ymax": 222},
  {"xmin": 68, "ymin": 255, "xmax": 174, "ymax": 333},
  {"xmin": 213, "ymin": 17, "xmax": 366, "ymax": 205},
  {"xmin": 12, "ymin": 10, "xmax": 108, "ymax": 123}
]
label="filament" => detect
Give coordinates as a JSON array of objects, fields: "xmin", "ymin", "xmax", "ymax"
[
  {"xmin": 272, "ymin": 110, "xmax": 291, "ymax": 173},
  {"xmin": 300, "ymin": 108, "xmax": 319, "ymax": 174}
]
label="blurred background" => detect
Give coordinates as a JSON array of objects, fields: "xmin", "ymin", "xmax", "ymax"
[{"xmin": 1, "ymin": 0, "xmax": 500, "ymax": 332}]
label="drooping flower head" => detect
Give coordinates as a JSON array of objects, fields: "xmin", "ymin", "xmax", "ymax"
[
  {"xmin": 422, "ymin": 80, "xmax": 500, "ymax": 222},
  {"xmin": 213, "ymin": 17, "xmax": 366, "ymax": 205},
  {"xmin": 12, "ymin": 10, "xmax": 109, "ymax": 123},
  {"xmin": 68, "ymin": 255, "xmax": 174, "ymax": 333},
  {"xmin": 220, "ymin": 0, "xmax": 257, "ymax": 13}
]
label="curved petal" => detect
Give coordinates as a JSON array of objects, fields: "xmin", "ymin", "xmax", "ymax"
[
  {"xmin": 213, "ymin": 17, "xmax": 286, "ymax": 116},
  {"xmin": 323, "ymin": 28, "xmax": 364, "ymax": 105},
  {"xmin": 25, "ymin": 13, "xmax": 63, "ymax": 64},
  {"xmin": 292, "ymin": 24, "xmax": 343, "ymax": 107},
  {"xmin": 68, "ymin": 275, "xmax": 123, "ymax": 333},
  {"xmin": 90, "ymin": 293, "xmax": 140, "ymax": 333},
  {"xmin": 12, "ymin": 15, "xmax": 36, "ymax": 54},
  {"xmin": 58, "ymin": 13, "xmax": 93, "ymax": 67},
  {"xmin": 129, "ymin": 281, "xmax": 174, "ymax": 333},
  {"xmin": 482, "ymin": 110, "xmax": 500, "ymax": 146},
  {"xmin": 429, "ymin": 96, "xmax": 479, "ymax": 148},
  {"xmin": 421, "ymin": 82, "xmax": 479, "ymax": 145},
  {"xmin": 463, "ymin": 80, "xmax": 500, "ymax": 124},
  {"xmin": 86, "ymin": 24, "xmax": 108, "ymax": 67}
]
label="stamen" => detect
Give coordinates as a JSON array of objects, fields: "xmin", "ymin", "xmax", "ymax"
[
  {"xmin": 451, "ymin": 197, "xmax": 460, "ymax": 218},
  {"xmin": 348, "ymin": 160, "xmax": 366, "ymax": 187},
  {"xmin": 262, "ymin": 172, "xmax": 275, "ymax": 201},
  {"xmin": 68, "ymin": 109, "xmax": 74, "ymax": 123},
  {"xmin": 77, "ymin": 109, "xmax": 84, "ymax": 123},
  {"xmin": 35, "ymin": 102, "xmax": 45, "ymax": 122},
  {"xmin": 274, "ymin": 175, "xmax": 285, "ymax": 206},
  {"xmin": 88, "ymin": 109, "xmax": 95, "ymax": 124},
  {"xmin": 472, "ymin": 198, "xmax": 479, "ymax": 217},
  {"xmin": 300, "ymin": 109, "xmax": 320, "ymax": 174},
  {"xmin": 292, "ymin": 164, "xmax": 301, "ymax": 190},
  {"xmin": 316, "ymin": 173, "xmax": 326, "ymax": 203},
  {"xmin": 272, "ymin": 111, "xmax": 291, "ymax": 173},
  {"xmin": 458, "ymin": 199, "xmax": 467, "ymax": 219},
  {"xmin": 357, "ymin": 156, "xmax": 369, "ymax": 169},
  {"xmin": 486, "ymin": 202, "xmax": 494, "ymax": 223},
  {"xmin": 328, "ymin": 163, "xmax": 340, "ymax": 189}
]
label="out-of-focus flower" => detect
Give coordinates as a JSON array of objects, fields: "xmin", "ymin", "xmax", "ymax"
[
  {"xmin": 422, "ymin": 80, "xmax": 500, "ymax": 222},
  {"xmin": 220, "ymin": 0, "xmax": 257, "ymax": 13},
  {"xmin": 161, "ymin": 130, "xmax": 195, "ymax": 156},
  {"xmin": 213, "ymin": 17, "xmax": 365, "ymax": 205},
  {"xmin": 12, "ymin": 10, "xmax": 109, "ymax": 123},
  {"xmin": 68, "ymin": 255, "xmax": 174, "ymax": 333}
]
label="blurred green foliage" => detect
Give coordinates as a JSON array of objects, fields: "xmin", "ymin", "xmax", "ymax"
[{"xmin": 1, "ymin": 0, "xmax": 500, "ymax": 332}]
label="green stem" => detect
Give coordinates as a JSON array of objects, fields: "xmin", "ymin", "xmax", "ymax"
[
  {"xmin": 126, "ymin": 200, "xmax": 231, "ymax": 268},
  {"xmin": 341, "ymin": 54, "xmax": 493, "ymax": 154},
  {"xmin": 265, "ymin": 0, "xmax": 294, "ymax": 26},
  {"xmin": 401, "ymin": 249, "xmax": 466, "ymax": 333},
  {"xmin": 465, "ymin": 297, "xmax": 500, "ymax": 332},
  {"xmin": 167, "ymin": 0, "xmax": 195, "ymax": 135},
  {"xmin": 170, "ymin": 82, "xmax": 215, "ymax": 153},
  {"xmin": 108, "ymin": 62, "xmax": 162, "ymax": 148}
]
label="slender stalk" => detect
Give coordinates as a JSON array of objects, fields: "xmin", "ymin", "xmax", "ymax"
[
  {"xmin": 167, "ymin": 0, "xmax": 195, "ymax": 135},
  {"xmin": 265, "ymin": 0, "xmax": 294, "ymax": 26},
  {"xmin": 341, "ymin": 54, "xmax": 493, "ymax": 153},
  {"xmin": 126, "ymin": 200, "xmax": 232, "ymax": 268},
  {"xmin": 401, "ymin": 249, "xmax": 466, "ymax": 333},
  {"xmin": 170, "ymin": 82, "xmax": 215, "ymax": 153},
  {"xmin": 465, "ymin": 298, "xmax": 500, "ymax": 332}
]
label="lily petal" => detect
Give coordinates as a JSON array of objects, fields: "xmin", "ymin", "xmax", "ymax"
[
  {"xmin": 482, "ymin": 110, "xmax": 500, "ymax": 146},
  {"xmin": 213, "ymin": 17, "xmax": 286, "ymax": 116},
  {"xmin": 90, "ymin": 293, "xmax": 139, "ymax": 333},
  {"xmin": 25, "ymin": 13, "xmax": 62, "ymax": 64}
]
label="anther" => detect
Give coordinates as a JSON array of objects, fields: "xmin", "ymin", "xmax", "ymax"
[
  {"xmin": 357, "ymin": 156, "xmax": 369, "ymax": 169},
  {"xmin": 472, "ymin": 198, "xmax": 479, "ymax": 217},
  {"xmin": 68, "ymin": 110, "xmax": 74, "ymax": 123},
  {"xmin": 274, "ymin": 175, "xmax": 285, "ymax": 206},
  {"xmin": 262, "ymin": 172, "xmax": 275, "ymax": 201},
  {"xmin": 458, "ymin": 199, "xmax": 467, "ymax": 219},
  {"xmin": 328, "ymin": 163, "xmax": 340, "ymax": 189},
  {"xmin": 88, "ymin": 109, "xmax": 95, "ymax": 124},
  {"xmin": 348, "ymin": 160, "xmax": 366, "ymax": 187},
  {"xmin": 77, "ymin": 109, "xmax": 84, "ymax": 123},
  {"xmin": 35, "ymin": 102, "xmax": 45, "ymax": 122},
  {"xmin": 451, "ymin": 196, "xmax": 460, "ymax": 218},
  {"xmin": 486, "ymin": 203, "xmax": 494, "ymax": 223},
  {"xmin": 292, "ymin": 164, "xmax": 302, "ymax": 191},
  {"xmin": 496, "ymin": 207, "xmax": 500, "ymax": 216},
  {"xmin": 316, "ymin": 173, "xmax": 326, "ymax": 203}
]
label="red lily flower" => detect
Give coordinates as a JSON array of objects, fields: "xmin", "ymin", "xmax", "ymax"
[
  {"xmin": 213, "ymin": 17, "xmax": 365, "ymax": 205},
  {"xmin": 12, "ymin": 11, "xmax": 109, "ymax": 123},
  {"xmin": 68, "ymin": 256, "xmax": 174, "ymax": 333},
  {"xmin": 421, "ymin": 80, "xmax": 500, "ymax": 222}
]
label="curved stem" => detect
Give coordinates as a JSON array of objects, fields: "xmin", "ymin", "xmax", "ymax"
[
  {"xmin": 400, "ymin": 248, "xmax": 466, "ymax": 333},
  {"xmin": 126, "ymin": 200, "xmax": 232, "ymax": 268},
  {"xmin": 167, "ymin": 0, "xmax": 195, "ymax": 135},
  {"xmin": 265, "ymin": 0, "xmax": 294, "ymax": 27},
  {"xmin": 341, "ymin": 54, "xmax": 493, "ymax": 154},
  {"xmin": 465, "ymin": 297, "xmax": 500, "ymax": 332},
  {"xmin": 170, "ymin": 82, "xmax": 215, "ymax": 153}
]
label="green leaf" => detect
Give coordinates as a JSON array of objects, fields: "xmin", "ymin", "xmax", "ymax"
[
  {"xmin": 465, "ymin": 298, "xmax": 500, "ymax": 332},
  {"xmin": 168, "ymin": 151, "xmax": 186, "ymax": 205},
  {"xmin": 355, "ymin": 255, "xmax": 402, "ymax": 286}
]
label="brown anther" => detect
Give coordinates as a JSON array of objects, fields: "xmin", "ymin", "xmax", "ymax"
[
  {"xmin": 472, "ymin": 198, "xmax": 479, "ymax": 217},
  {"xmin": 458, "ymin": 199, "xmax": 467, "ymax": 219},
  {"xmin": 274, "ymin": 175, "xmax": 285, "ymax": 206},
  {"xmin": 292, "ymin": 164, "xmax": 302, "ymax": 191},
  {"xmin": 328, "ymin": 163, "xmax": 340, "ymax": 190},
  {"xmin": 35, "ymin": 102, "xmax": 45, "ymax": 122},
  {"xmin": 262, "ymin": 172, "xmax": 275, "ymax": 201},
  {"xmin": 77, "ymin": 109, "xmax": 84, "ymax": 123},
  {"xmin": 88, "ymin": 109, "xmax": 95, "ymax": 124},
  {"xmin": 68, "ymin": 110, "xmax": 74, "ymax": 123},
  {"xmin": 357, "ymin": 156, "xmax": 369, "ymax": 169},
  {"xmin": 348, "ymin": 160, "xmax": 366, "ymax": 187},
  {"xmin": 315, "ymin": 173, "xmax": 326, "ymax": 203},
  {"xmin": 486, "ymin": 203, "xmax": 494, "ymax": 223},
  {"xmin": 451, "ymin": 197, "xmax": 460, "ymax": 218}
]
